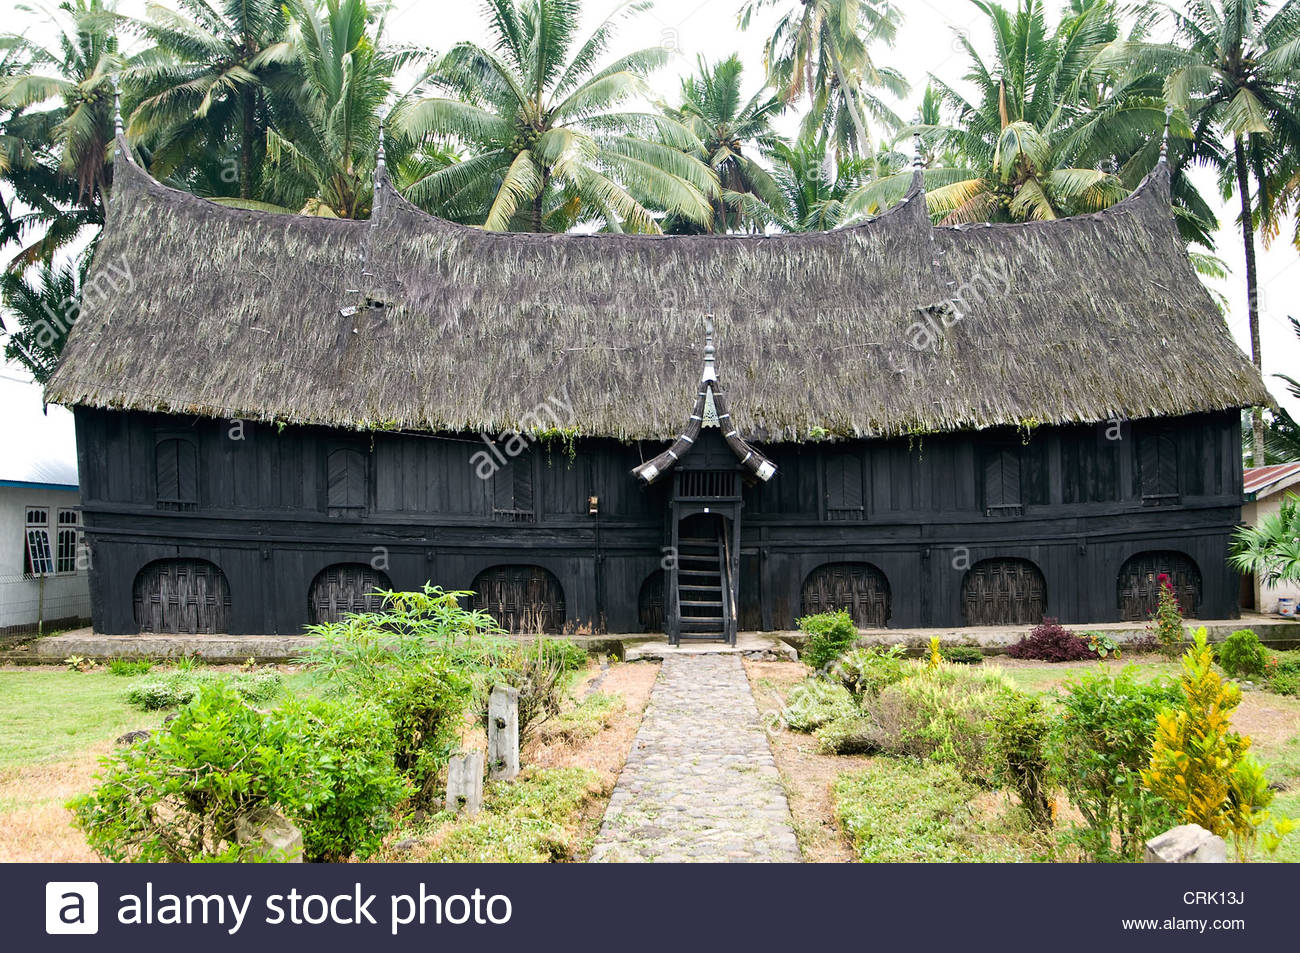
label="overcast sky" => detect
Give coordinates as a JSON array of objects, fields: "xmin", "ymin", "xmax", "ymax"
[{"xmin": 4, "ymin": 0, "xmax": 1298, "ymax": 469}]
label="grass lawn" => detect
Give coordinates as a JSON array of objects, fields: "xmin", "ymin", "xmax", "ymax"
[{"xmin": 0, "ymin": 669, "xmax": 162, "ymax": 770}]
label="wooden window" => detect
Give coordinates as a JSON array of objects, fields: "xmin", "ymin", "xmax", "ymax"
[
  {"xmin": 1138, "ymin": 432, "xmax": 1179, "ymax": 505},
  {"xmin": 309, "ymin": 564, "xmax": 392, "ymax": 624},
  {"xmin": 55, "ymin": 509, "xmax": 82, "ymax": 574},
  {"xmin": 824, "ymin": 453, "xmax": 865, "ymax": 520},
  {"xmin": 23, "ymin": 506, "xmax": 53, "ymax": 577},
  {"xmin": 801, "ymin": 563, "xmax": 890, "ymax": 627},
  {"xmin": 494, "ymin": 449, "xmax": 535, "ymax": 522},
  {"xmin": 133, "ymin": 559, "xmax": 231, "ymax": 634},
  {"xmin": 156, "ymin": 437, "xmax": 198, "ymax": 510},
  {"xmin": 326, "ymin": 447, "xmax": 368, "ymax": 515},
  {"xmin": 983, "ymin": 447, "xmax": 1022, "ymax": 515}
]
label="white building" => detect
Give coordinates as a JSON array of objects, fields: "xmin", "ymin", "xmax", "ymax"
[
  {"xmin": 1242, "ymin": 463, "xmax": 1300, "ymax": 615},
  {"xmin": 0, "ymin": 372, "xmax": 91, "ymax": 635}
]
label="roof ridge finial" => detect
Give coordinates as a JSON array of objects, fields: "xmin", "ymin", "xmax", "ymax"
[
  {"xmin": 1159, "ymin": 104, "xmax": 1173, "ymax": 164},
  {"xmin": 702, "ymin": 314, "xmax": 716, "ymax": 384},
  {"xmin": 912, "ymin": 111, "xmax": 924, "ymax": 172},
  {"xmin": 376, "ymin": 120, "xmax": 386, "ymax": 177},
  {"xmin": 112, "ymin": 75, "xmax": 123, "ymax": 154}
]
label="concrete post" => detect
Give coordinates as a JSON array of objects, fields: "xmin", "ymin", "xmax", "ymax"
[
  {"xmin": 445, "ymin": 749, "xmax": 484, "ymax": 816},
  {"xmin": 488, "ymin": 684, "xmax": 520, "ymax": 781}
]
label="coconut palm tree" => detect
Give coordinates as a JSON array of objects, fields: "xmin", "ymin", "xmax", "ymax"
[
  {"xmin": 0, "ymin": 259, "xmax": 83, "ymax": 382},
  {"xmin": 739, "ymin": 0, "xmax": 908, "ymax": 157},
  {"xmin": 663, "ymin": 54, "xmax": 787, "ymax": 233},
  {"xmin": 920, "ymin": 0, "xmax": 1137, "ymax": 223},
  {"xmin": 396, "ymin": 0, "xmax": 716, "ymax": 233},
  {"xmin": 255, "ymin": 0, "xmax": 419, "ymax": 218},
  {"xmin": 769, "ymin": 133, "xmax": 872, "ymax": 230},
  {"xmin": 127, "ymin": 0, "xmax": 294, "ymax": 200},
  {"xmin": 0, "ymin": 0, "xmax": 121, "ymax": 265},
  {"xmin": 1123, "ymin": 0, "xmax": 1300, "ymax": 465}
]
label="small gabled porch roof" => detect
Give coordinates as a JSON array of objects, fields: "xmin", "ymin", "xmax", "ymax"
[{"xmin": 632, "ymin": 318, "xmax": 776, "ymax": 486}]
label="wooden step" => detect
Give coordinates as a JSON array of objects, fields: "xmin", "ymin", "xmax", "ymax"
[{"xmin": 680, "ymin": 600, "xmax": 723, "ymax": 608}]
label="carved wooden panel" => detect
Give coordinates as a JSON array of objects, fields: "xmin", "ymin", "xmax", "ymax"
[
  {"xmin": 1117, "ymin": 551, "xmax": 1201, "ymax": 621},
  {"xmin": 133, "ymin": 559, "xmax": 231, "ymax": 634},
  {"xmin": 638, "ymin": 571, "xmax": 665, "ymax": 633},
  {"xmin": 962, "ymin": 559, "xmax": 1046, "ymax": 626},
  {"xmin": 471, "ymin": 565, "xmax": 566, "ymax": 633},
  {"xmin": 309, "ymin": 564, "xmax": 391, "ymax": 625},
  {"xmin": 801, "ymin": 562, "xmax": 890, "ymax": 628}
]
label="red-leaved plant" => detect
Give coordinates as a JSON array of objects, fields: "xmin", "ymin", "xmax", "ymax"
[{"xmin": 1006, "ymin": 618, "xmax": 1098, "ymax": 662}]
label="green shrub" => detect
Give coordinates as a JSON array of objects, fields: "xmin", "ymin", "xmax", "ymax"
[
  {"xmin": 1082, "ymin": 632, "xmax": 1122, "ymax": 659},
  {"xmin": 378, "ymin": 660, "xmax": 473, "ymax": 805},
  {"xmin": 1050, "ymin": 667, "xmax": 1181, "ymax": 861},
  {"xmin": 125, "ymin": 670, "xmax": 283, "ymax": 711},
  {"xmin": 125, "ymin": 671, "xmax": 218, "ymax": 710},
  {"xmin": 233, "ymin": 670, "xmax": 285, "ymax": 704},
  {"xmin": 781, "ymin": 679, "xmax": 857, "ymax": 732},
  {"xmin": 987, "ymin": 691, "xmax": 1052, "ymax": 827},
  {"xmin": 798, "ymin": 610, "xmax": 859, "ymax": 670},
  {"xmin": 940, "ymin": 645, "xmax": 984, "ymax": 665},
  {"xmin": 835, "ymin": 645, "xmax": 910, "ymax": 699},
  {"xmin": 867, "ymin": 666, "xmax": 1009, "ymax": 783},
  {"xmin": 815, "ymin": 715, "xmax": 886, "ymax": 755},
  {"xmin": 300, "ymin": 587, "xmax": 490, "ymax": 806},
  {"xmin": 107, "ymin": 659, "xmax": 154, "ymax": 677},
  {"xmin": 284, "ymin": 697, "xmax": 410, "ymax": 862},
  {"xmin": 833, "ymin": 760, "xmax": 1020, "ymax": 862},
  {"xmin": 72, "ymin": 684, "xmax": 403, "ymax": 862},
  {"xmin": 1216, "ymin": 629, "xmax": 1267, "ymax": 678},
  {"xmin": 482, "ymin": 641, "xmax": 572, "ymax": 750},
  {"xmin": 1267, "ymin": 665, "xmax": 1300, "ymax": 697},
  {"xmin": 533, "ymin": 638, "xmax": 588, "ymax": 674}
]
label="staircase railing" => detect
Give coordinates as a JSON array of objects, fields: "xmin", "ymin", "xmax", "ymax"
[{"xmin": 719, "ymin": 521, "xmax": 737, "ymax": 646}]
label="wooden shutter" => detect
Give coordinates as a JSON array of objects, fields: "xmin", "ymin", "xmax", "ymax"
[
  {"xmin": 327, "ymin": 448, "xmax": 367, "ymax": 511},
  {"xmin": 156, "ymin": 438, "xmax": 198, "ymax": 507},
  {"xmin": 825, "ymin": 453, "xmax": 864, "ymax": 520},
  {"xmin": 984, "ymin": 447, "xmax": 1022, "ymax": 512},
  {"xmin": 494, "ymin": 450, "xmax": 535, "ymax": 521},
  {"xmin": 1139, "ymin": 433, "xmax": 1179, "ymax": 502}
]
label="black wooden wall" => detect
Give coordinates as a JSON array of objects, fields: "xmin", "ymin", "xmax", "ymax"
[{"xmin": 73, "ymin": 407, "xmax": 1245, "ymax": 634}]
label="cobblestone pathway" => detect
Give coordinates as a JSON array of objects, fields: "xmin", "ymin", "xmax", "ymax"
[{"xmin": 589, "ymin": 654, "xmax": 801, "ymax": 863}]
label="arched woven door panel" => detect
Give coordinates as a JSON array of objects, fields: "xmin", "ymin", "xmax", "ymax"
[
  {"xmin": 133, "ymin": 559, "xmax": 231, "ymax": 634},
  {"xmin": 471, "ymin": 566, "xmax": 566, "ymax": 634},
  {"xmin": 1117, "ymin": 551, "xmax": 1201, "ymax": 621},
  {"xmin": 961, "ymin": 559, "xmax": 1046, "ymax": 626},
  {"xmin": 638, "ymin": 571, "xmax": 666, "ymax": 633},
  {"xmin": 309, "ymin": 564, "xmax": 392, "ymax": 625},
  {"xmin": 801, "ymin": 562, "xmax": 891, "ymax": 628}
]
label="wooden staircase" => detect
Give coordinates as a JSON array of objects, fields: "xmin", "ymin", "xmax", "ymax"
[{"xmin": 673, "ymin": 526, "xmax": 734, "ymax": 643}]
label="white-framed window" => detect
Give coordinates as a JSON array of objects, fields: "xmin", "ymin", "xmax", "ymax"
[
  {"xmin": 56, "ymin": 508, "xmax": 83, "ymax": 574},
  {"xmin": 23, "ymin": 506, "xmax": 54, "ymax": 576}
]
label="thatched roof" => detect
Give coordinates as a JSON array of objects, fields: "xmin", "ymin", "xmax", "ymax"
[{"xmin": 46, "ymin": 135, "xmax": 1270, "ymax": 443}]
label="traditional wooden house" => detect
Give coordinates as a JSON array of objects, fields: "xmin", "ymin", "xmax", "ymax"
[{"xmin": 45, "ymin": 131, "xmax": 1270, "ymax": 641}]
